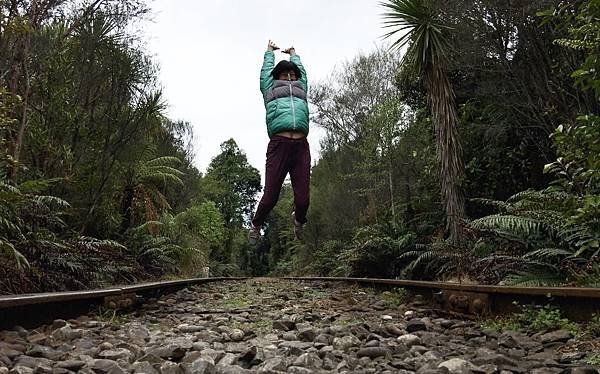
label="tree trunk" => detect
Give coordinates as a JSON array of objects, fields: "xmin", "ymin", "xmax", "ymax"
[{"xmin": 426, "ymin": 64, "xmax": 466, "ymax": 244}]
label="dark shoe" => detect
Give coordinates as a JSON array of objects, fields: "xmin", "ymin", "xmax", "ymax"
[
  {"xmin": 291, "ymin": 212, "xmax": 303, "ymax": 240},
  {"xmin": 248, "ymin": 225, "xmax": 261, "ymax": 245}
]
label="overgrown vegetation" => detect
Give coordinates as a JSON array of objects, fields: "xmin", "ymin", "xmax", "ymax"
[
  {"xmin": 0, "ymin": 0, "xmax": 259, "ymax": 293},
  {"xmin": 1, "ymin": 0, "xmax": 599, "ymax": 291},
  {"xmin": 251, "ymin": 0, "xmax": 600, "ymax": 287},
  {"xmin": 481, "ymin": 303, "xmax": 580, "ymax": 335}
]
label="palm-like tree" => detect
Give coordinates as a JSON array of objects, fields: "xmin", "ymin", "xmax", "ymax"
[{"xmin": 381, "ymin": 0, "xmax": 465, "ymax": 243}]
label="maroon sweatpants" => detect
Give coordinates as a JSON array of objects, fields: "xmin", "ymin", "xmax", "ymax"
[{"xmin": 251, "ymin": 135, "xmax": 311, "ymax": 227}]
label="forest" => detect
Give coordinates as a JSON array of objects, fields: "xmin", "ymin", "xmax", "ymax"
[{"xmin": 0, "ymin": 0, "xmax": 598, "ymax": 294}]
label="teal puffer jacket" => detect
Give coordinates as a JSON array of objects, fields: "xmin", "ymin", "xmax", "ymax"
[{"xmin": 260, "ymin": 51, "xmax": 309, "ymax": 138}]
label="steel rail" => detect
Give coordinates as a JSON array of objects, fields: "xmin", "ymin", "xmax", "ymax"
[
  {"xmin": 0, "ymin": 277, "xmax": 246, "ymax": 329},
  {"xmin": 0, "ymin": 277, "xmax": 247, "ymax": 309},
  {"xmin": 281, "ymin": 277, "xmax": 600, "ymax": 320},
  {"xmin": 280, "ymin": 277, "xmax": 600, "ymax": 298}
]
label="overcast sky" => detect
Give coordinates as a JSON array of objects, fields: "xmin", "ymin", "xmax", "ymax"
[{"xmin": 144, "ymin": 0, "xmax": 384, "ymax": 177}]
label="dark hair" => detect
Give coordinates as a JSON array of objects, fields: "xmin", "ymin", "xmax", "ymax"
[{"xmin": 271, "ymin": 60, "xmax": 302, "ymax": 80}]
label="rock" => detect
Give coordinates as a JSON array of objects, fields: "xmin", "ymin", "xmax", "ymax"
[
  {"xmin": 397, "ymin": 334, "xmax": 421, "ymax": 348},
  {"xmin": 314, "ymin": 334, "xmax": 331, "ymax": 345},
  {"xmin": 333, "ymin": 335, "xmax": 361, "ymax": 351},
  {"xmin": 8, "ymin": 366, "xmax": 33, "ymax": 374},
  {"xmin": 406, "ymin": 319, "xmax": 427, "ymax": 333},
  {"xmin": 52, "ymin": 326, "xmax": 84, "ymax": 341},
  {"xmin": 98, "ymin": 348, "xmax": 134, "ymax": 362},
  {"xmin": 440, "ymin": 319, "xmax": 455, "ymax": 328},
  {"xmin": 178, "ymin": 324, "xmax": 204, "ymax": 333},
  {"xmin": 272, "ymin": 320, "xmax": 295, "ymax": 331},
  {"xmin": 559, "ymin": 352, "xmax": 586, "ymax": 363},
  {"xmin": 51, "ymin": 320, "xmax": 68, "ymax": 329},
  {"xmin": 384, "ymin": 324, "xmax": 404, "ymax": 336},
  {"xmin": 229, "ymin": 329, "xmax": 244, "ymax": 342},
  {"xmin": 127, "ymin": 324, "xmax": 150, "ymax": 343},
  {"xmin": 356, "ymin": 347, "xmax": 391, "ymax": 359},
  {"xmin": 13, "ymin": 356, "xmax": 52, "ymax": 369},
  {"xmin": 258, "ymin": 357, "xmax": 287, "ymax": 372},
  {"xmin": 438, "ymin": 358, "xmax": 479, "ymax": 374},
  {"xmin": 404, "ymin": 310, "xmax": 416, "ymax": 318},
  {"xmin": 539, "ymin": 330, "xmax": 572, "ymax": 344},
  {"xmin": 293, "ymin": 352, "xmax": 322, "ymax": 368},
  {"xmin": 98, "ymin": 342, "xmax": 114, "ymax": 351},
  {"xmin": 216, "ymin": 353, "xmax": 237, "ymax": 366},
  {"xmin": 85, "ymin": 359, "xmax": 126, "ymax": 374},
  {"xmin": 287, "ymin": 366, "xmax": 312, "ymax": 374},
  {"xmin": 190, "ymin": 358, "xmax": 216, "ymax": 374},
  {"xmin": 279, "ymin": 341, "xmax": 313, "ymax": 356},
  {"xmin": 132, "ymin": 361, "xmax": 159, "ymax": 374},
  {"xmin": 238, "ymin": 346, "xmax": 256, "ymax": 362},
  {"xmin": 55, "ymin": 360, "xmax": 86, "ymax": 370},
  {"xmin": 147, "ymin": 344, "xmax": 187, "ymax": 360},
  {"xmin": 569, "ymin": 367, "xmax": 600, "ymax": 374},
  {"xmin": 25, "ymin": 345, "xmax": 62, "ymax": 360},
  {"xmin": 297, "ymin": 326, "xmax": 316, "ymax": 342},
  {"xmin": 160, "ymin": 361, "xmax": 184, "ymax": 374},
  {"xmin": 472, "ymin": 352, "xmax": 518, "ymax": 367}
]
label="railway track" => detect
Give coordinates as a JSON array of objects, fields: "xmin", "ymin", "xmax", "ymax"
[
  {"xmin": 0, "ymin": 277, "xmax": 599, "ymax": 373},
  {"xmin": 2, "ymin": 277, "xmax": 598, "ymax": 329}
]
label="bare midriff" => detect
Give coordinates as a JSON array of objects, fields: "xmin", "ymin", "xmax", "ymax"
[{"xmin": 274, "ymin": 130, "xmax": 306, "ymax": 139}]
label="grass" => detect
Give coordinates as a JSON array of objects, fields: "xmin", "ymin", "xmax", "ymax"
[
  {"xmin": 480, "ymin": 303, "xmax": 580, "ymax": 336},
  {"xmin": 93, "ymin": 307, "xmax": 128, "ymax": 325},
  {"xmin": 585, "ymin": 354, "xmax": 600, "ymax": 365},
  {"xmin": 380, "ymin": 288, "xmax": 407, "ymax": 307}
]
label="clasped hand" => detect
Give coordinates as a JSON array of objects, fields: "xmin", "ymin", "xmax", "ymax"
[{"xmin": 267, "ymin": 40, "xmax": 295, "ymax": 55}]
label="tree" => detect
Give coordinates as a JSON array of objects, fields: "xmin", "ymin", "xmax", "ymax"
[
  {"xmin": 204, "ymin": 139, "xmax": 261, "ymax": 262},
  {"xmin": 382, "ymin": 0, "xmax": 466, "ymax": 243}
]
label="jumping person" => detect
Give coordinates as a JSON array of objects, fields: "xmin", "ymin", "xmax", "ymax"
[{"xmin": 248, "ymin": 40, "xmax": 310, "ymax": 244}]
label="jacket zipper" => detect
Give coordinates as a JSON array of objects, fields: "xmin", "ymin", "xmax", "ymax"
[{"xmin": 289, "ymin": 83, "xmax": 296, "ymax": 129}]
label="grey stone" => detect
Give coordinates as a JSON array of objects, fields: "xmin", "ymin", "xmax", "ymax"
[
  {"xmin": 292, "ymin": 352, "xmax": 322, "ymax": 368},
  {"xmin": 229, "ymin": 329, "xmax": 244, "ymax": 342},
  {"xmin": 356, "ymin": 347, "xmax": 391, "ymax": 359},
  {"xmin": 85, "ymin": 359, "xmax": 126, "ymax": 374},
  {"xmin": 332, "ymin": 335, "xmax": 361, "ymax": 351},
  {"xmin": 132, "ymin": 361, "xmax": 159, "ymax": 374},
  {"xmin": 52, "ymin": 326, "xmax": 83, "ymax": 341},
  {"xmin": 146, "ymin": 344, "xmax": 186, "ymax": 359},
  {"xmin": 258, "ymin": 357, "xmax": 287, "ymax": 372},
  {"xmin": 190, "ymin": 358, "xmax": 216, "ymax": 374},
  {"xmin": 55, "ymin": 360, "xmax": 85, "ymax": 370},
  {"xmin": 297, "ymin": 327, "xmax": 316, "ymax": 342},
  {"xmin": 13, "ymin": 356, "xmax": 52, "ymax": 369},
  {"xmin": 539, "ymin": 330, "xmax": 573, "ymax": 344},
  {"xmin": 160, "ymin": 361, "xmax": 184, "ymax": 374},
  {"xmin": 98, "ymin": 348, "xmax": 134, "ymax": 363},
  {"xmin": 397, "ymin": 334, "xmax": 421, "ymax": 348},
  {"xmin": 8, "ymin": 367, "xmax": 33, "ymax": 374},
  {"xmin": 216, "ymin": 353, "xmax": 237, "ymax": 366},
  {"xmin": 26, "ymin": 345, "xmax": 63, "ymax": 361},
  {"xmin": 286, "ymin": 367, "xmax": 312, "ymax": 374},
  {"xmin": 438, "ymin": 358, "xmax": 479, "ymax": 374},
  {"xmin": 406, "ymin": 319, "xmax": 427, "ymax": 333},
  {"xmin": 272, "ymin": 320, "xmax": 295, "ymax": 331}
]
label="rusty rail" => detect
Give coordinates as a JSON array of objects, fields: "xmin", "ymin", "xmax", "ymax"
[
  {"xmin": 282, "ymin": 277, "xmax": 600, "ymax": 320},
  {"xmin": 0, "ymin": 277, "xmax": 246, "ymax": 329}
]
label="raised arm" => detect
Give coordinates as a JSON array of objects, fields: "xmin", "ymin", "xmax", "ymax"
[
  {"xmin": 260, "ymin": 40, "xmax": 278, "ymax": 93},
  {"xmin": 286, "ymin": 48, "xmax": 307, "ymax": 91}
]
